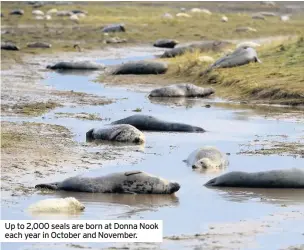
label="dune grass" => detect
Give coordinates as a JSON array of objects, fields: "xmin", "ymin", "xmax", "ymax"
[{"xmin": 166, "ymin": 37, "xmax": 304, "ymax": 105}]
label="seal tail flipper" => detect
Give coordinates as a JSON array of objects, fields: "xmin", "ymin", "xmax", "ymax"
[
  {"xmin": 35, "ymin": 182, "xmax": 60, "ymax": 190},
  {"xmin": 255, "ymin": 57, "xmax": 262, "ymax": 63}
]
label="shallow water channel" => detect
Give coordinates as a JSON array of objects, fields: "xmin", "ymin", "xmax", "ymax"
[{"xmin": 2, "ymin": 48, "xmax": 304, "ymax": 250}]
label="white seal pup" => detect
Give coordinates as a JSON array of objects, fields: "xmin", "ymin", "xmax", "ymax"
[
  {"xmin": 86, "ymin": 124, "xmax": 145, "ymax": 144},
  {"xmin": 205, "ymin": 168, "xmax": 304, "ymax": 188},
  {"xmin": 149, "ymin": 84, "xmax": 214, "ymax": 98},
  {"xmin": 28, "ymin": 197, "xmax": 85, "ymax": 213},
  {"xmin": 185, "ymin": 146, "xmax": 229, "ymax": 170},
  {"xmin": 35, "ymin": 171, "xmax": 181, "ymax": 194},
  {"xmin": 111, "ymin": 114, "xmax": 205, "ymax": 132}
]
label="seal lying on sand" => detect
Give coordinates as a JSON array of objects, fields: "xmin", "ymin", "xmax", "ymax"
[
  {"xmin": 47, "ymin": 61, "xmax": 105, "ymax": 70},
  {"xmin": 149, "ymin": 84, "xmax": 214, "ymax": 98},
  {"xmin": 102, "ymin": 24, "xmax": 125, "ymax": 33},
  {"xmin": 111, "ymin": 115, "xmax": 205, "ymax": 132},
  {"xmin": 27, "ymin": 42, "xmax": 52, "ymax": 48},
  {"xmin": 205, "ymin": 168, "xmax": 304, "ymax": 188},
  {"xmin": 201, "ymin": 46, "xmax": 261, "ymax": 75},
  {"xmin": 111, "ymin": 61, "xmax": 168, "ymax": 75},
  {"xmin": 161, "ymin": 40, "xmax": 230, "ymax": 58},
  {"xmin": 185, "ymin": 146, "xmax": 229, "ymax": 170},
  {"xmin": 1, "ymin": 43, "xmax": 19, "ymax": 51},
  {"xmin": 86, "ymin": 124, "xmax": 145, "ymax": 144},
  {"xmin": 154, "ymin": 39, "xmax": 179, "ymax": 48},
  {"xmin": 35, "ymin": 171, "xmax": 181, "ymax": 194}
]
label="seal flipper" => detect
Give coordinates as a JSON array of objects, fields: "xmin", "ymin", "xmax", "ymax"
[
  {"xmin": 125, "ymin": 171, "xmax": 142, "ymax": 176},
  {"xmin": 35, "ymin": 182, "xmax": 60, "ymax": 190}
]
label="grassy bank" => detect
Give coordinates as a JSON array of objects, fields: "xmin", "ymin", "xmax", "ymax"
[
  {"xmin": 166, "ymin": 37, "xmax": 304, "ymax": 105},
  {"xmin": 1, "ymin": 1, "xmax": 304, "ymax": 58}
]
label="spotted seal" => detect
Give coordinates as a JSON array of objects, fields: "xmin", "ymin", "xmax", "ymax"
[
  {"xmin": 111, "ymin": 114, "xmax": 205, "ymax": 132},
  {"xmin": 35, "ymin": 171, "xmax": 181, "ymax": 194},
  {"xmin": 86, "ymin": 124, "xmax": 145, "ymax": 144},
  {"xmin": 205, "ymin": 168, "xmax": 304, "ymax": 188}
]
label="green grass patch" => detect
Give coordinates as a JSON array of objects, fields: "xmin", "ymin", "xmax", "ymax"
[
  {"xmin": 1, "ymin": 132, "xmax": 26, "ymax": 148},
  {"xmin": 167, "ymin": 37, "xmax": 304, "ymax": 105},
  {"xmin": 11, "ymin": 101, "xmax": 61, "ymax": 116}
]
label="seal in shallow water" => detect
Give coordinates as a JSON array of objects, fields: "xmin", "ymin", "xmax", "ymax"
[
  {"xmin": 111, "ymin": 60, "xmax": 168, "ymax": 75},
  {"xmin": 185, "ymin": 146, "xmax": 229, "ymax": 170},
  {"xmin": 46, "ymin": 61, "xmax": 104, "ymax": 70},
  {"xmin": 111, "ymin": 114, "xmax": 205, "ymax": 132},
  {"xmin": 35, "ymin": 171, "xmax": 181, "ymax": 194},
  {"xmin": 86, "ymin": 124, "xmax": 145, "ymax": 144},
  {"xmin": 205, "ymin": 168, "xmax": 304, "ymax": 188},
  {"xmin": 112, "ymin": 61, "xmax": 168, "ymax": 75},
  {"xmin": 149, "ymin": 84, "xmax": 214, "ymax": 98}
]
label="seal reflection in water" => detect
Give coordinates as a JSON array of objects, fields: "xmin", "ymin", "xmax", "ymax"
[
  {"xmin": 111, "ymin": 115, "xmax": 205, "ymax": 132},
  {"xmin": 35, "ymin": 171, "xmax": 181, "ymax": 194},
  {"xmin": 205, "ymin": 168, "xmax": 304, "ymax": 188}
]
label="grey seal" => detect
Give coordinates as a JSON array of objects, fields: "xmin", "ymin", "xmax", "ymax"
[
  {"xmin": 35, "ymin": 170, "xmax": 181, "ymax": 194},
  {"xmin": 10, "ymin": 9, "xmax": 24, "ymax": 15},
  {"xmin": 205, "ymin": 168, "xmax": 304, "ymax": 188},
  {"xmin": 111, "ymin": 60, "xmax": 168, "ymax": 75},
  {"xmin": 201, "ymin": 46, "xmax": 261, "ymax": 75},
  {"xmin": 102, "ymin": 24, "xmax": 125, "ymax": 33},
  {"xmin": 185, "ymin": 146, "xmax": 229, "ymax": 170},
  {"xmin": 71, "ymin": 10, "xmax": 88, "ymax": 15},
  {"xmin": 1, "ymin": 43, "xmax": 19, "ymax": 51},
  {"xmin": 86, "ymin": 124, "xmax": 145, "ymax": 144},
  {"xmin": 160, "ymin": 40, "xmax": 230, "ymax": 58},
  {"xmin": 154, "ymin": 39, "xmax": 179, "ymax": 48},
  {"xmin": 27, "ymin": 42, "xmax": 52, "ymax": 48},
  {"xmin": 46, "ymin": 61, "xmax": 105, "ymax": 70},
  {"xmin": 149, "ymin": 84, "xmax": 214, "ymax": 98},
  {"xmin": 111, "ymin": 114, "xmax": 205, "ymax": 132}
]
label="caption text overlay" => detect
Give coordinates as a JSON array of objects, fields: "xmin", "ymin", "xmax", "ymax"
[{"xmin": 0, "ymin": 220, "xmax": 163, "ymax": 242}]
